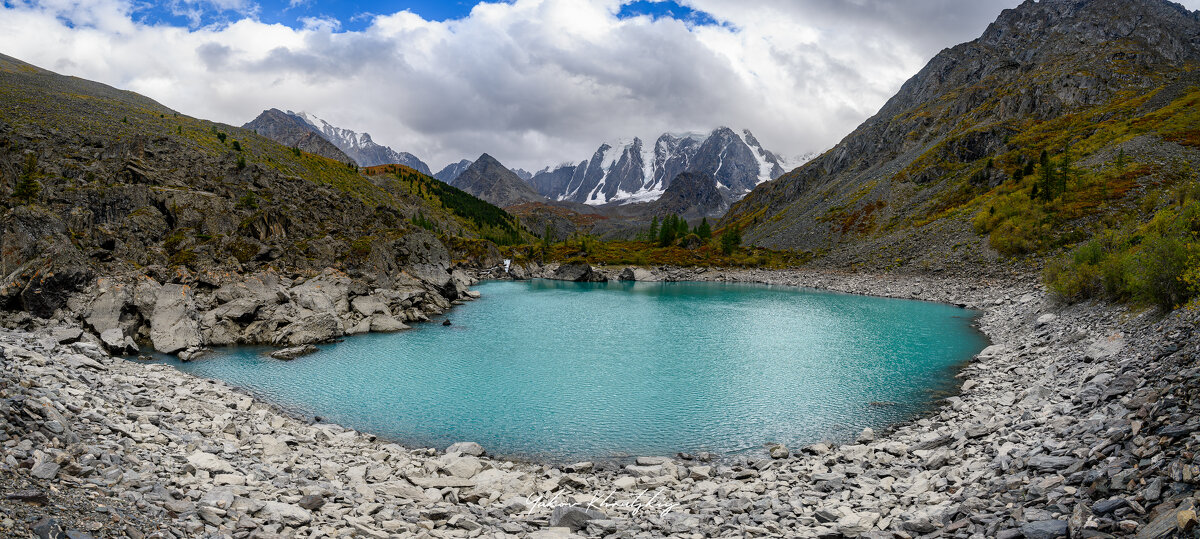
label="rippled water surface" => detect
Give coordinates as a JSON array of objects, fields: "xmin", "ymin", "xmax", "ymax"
[{"xmin": 158, "ymin": 279, "xmax": 987, "ymax": 461}]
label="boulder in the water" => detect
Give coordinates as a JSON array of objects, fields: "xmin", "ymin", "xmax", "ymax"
[{"xmin": 270, "ymin": 344, "xmax": 318, "ymax": 360}]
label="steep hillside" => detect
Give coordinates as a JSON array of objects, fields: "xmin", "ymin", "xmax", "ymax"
[
  {"xmin": 0, "ymin": 53, "xmax": 514, "ymax": 343},
  {"xmin": 450, "ymin": 153, "xmax": 546, "ymax": 208},
  {"xmin": 723, "ymin": 0, "xmax": 1200, "ymax": 275},
  {"xmin": 242, "ymin": 108, "xmax": 353, "ymax": 163}
]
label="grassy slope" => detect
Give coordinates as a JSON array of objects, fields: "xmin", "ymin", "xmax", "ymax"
[{"xmin": 0, "ymin": 53, "xmax": 525, "ymax": 268}]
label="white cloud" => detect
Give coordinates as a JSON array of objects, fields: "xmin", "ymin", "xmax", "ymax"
[{"xmin": 1, "ymin": 0, "xmax": 1197, "ymax": 171}]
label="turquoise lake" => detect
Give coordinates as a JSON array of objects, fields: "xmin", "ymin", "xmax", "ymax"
[{"xmin": 158, "ymin": 279, "xmax": 987, "ymax": 461}]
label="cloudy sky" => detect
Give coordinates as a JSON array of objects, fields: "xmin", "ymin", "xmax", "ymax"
[{"xmin": 2, "ymin": 0, "xmax": 1198, "ymax": 172}]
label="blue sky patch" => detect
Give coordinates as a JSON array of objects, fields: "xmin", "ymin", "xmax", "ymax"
[
  {"xmin": 109, "ymin": 1, "xmax": 721, "ymax": 32},
  {"xmin": 616, "ymin": 0, "xmax": 722, "ymax": 26}
]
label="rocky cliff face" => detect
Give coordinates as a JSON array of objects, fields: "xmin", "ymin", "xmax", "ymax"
[
  {"xmin": 450, "ymin": 154, "xmax": 546, "ymax": 207},
  {"xmin": 723, "ymin": 0, "xmax": 1200, "ymax": 271},
  {"xmin": 648, "ymin": 171, "xmax": 729, "ymax": 219},
  {"xmin": 530, "ymin": 127, "xmax": 790, "ymax": 205},
  {"xmin": 242, "ymin": 109, "xmax": 353, "ymax": 164},
  {"xmin": 287, "ymin": 111, "xmax": 433, "ymax": 174}
]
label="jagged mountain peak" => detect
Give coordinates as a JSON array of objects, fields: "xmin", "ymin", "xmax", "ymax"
[
  {"xmin": 281, "ymin": 110, "xmax": 432, "ymax": 175},
  {"xmin": 242, "ymin": 109, "xmax": 353, "ymax": 164},
  {"xmin": 451, "ymin": 154, "xmax": 545, "ymax": 208},
  {"xmin": 528, "ymin": 127, "xmax": 792, "ymax": 206}
]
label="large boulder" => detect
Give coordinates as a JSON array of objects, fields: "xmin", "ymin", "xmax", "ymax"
[
  {"xmin": 289, "ymin": 270, "xmax": 351, "ymax": 314},
  {"xmin": 350, "ymin": 295, "xmax": 389, "ymax": 317},
  {"xmin": 392, "ymin": 230, "xmax": 451, "ymax": 288},
  {"xmin": 276, "ymin": 312, "xmax": 343, "ymax": 346},
  {"xmin": 369, "ymin": 315, "xmax": 409, "ymax": 332},
  {"xmin": 99, "ymin": 328, "xmax": 138, "ymax": 355},
  {"xmin": 150, "ymin": 284, "xmax": 202, "ymax": 354},
  {"xmin": 553, "ymin": 261, "xmax": 607, "ymax": 282},
  {"xmin": 85, "ymin": 280, "xmax": 134, "ymax": 334}
]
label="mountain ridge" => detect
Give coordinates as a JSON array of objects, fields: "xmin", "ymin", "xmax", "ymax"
[{"xmin": 721, "ymin": 0, "xmax": 1200, "ymax": 273}]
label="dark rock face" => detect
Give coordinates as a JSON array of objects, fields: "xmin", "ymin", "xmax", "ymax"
[
  {"xmin": 551, "ymin": 261, "xmax": 606, "ymax": 282},
  {"xmin": 242, "ymin": 109, "xmax": 353, "ymax": 164},
  {"xmin": 450, "ymin": 154, "xmax": 545, "ymax": 207},
  {"xmin": 527, "ymin": 162, "xmax": 579, "ymax": 197},
  {"xmin": 723, "ymin": 0, "xmax": 1200, "ymax": 262},
  {"xmin": 434, "ymin": 159, "xmax": 473, "ymax": 183},
  {"xmin": 649, "ymin": 171, "xmax": 728, "ymax": 219}
]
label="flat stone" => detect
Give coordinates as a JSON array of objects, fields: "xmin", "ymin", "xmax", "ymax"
[
  {"xmin": 30, "ymin": 462, "xmax": 59, "ymax": 480},
  {"xmin": 446, "ymin": 441, "xmax": 485, "ymax": 456},
  {"xmin": 269, "ymin": 344, "xmax": 317, "ymax": 360},
  {"xmin": 1092, "ymin": 498, "xmax": 1128, "ymax": 515},
  {"xmin": 549, "ymin": 505, "xmax": 605, "ymax": 532},
  {"xmin": 1020, "ymin": 520, "xmax": 1068, "ymax": 539},
  {"xmin": 187, "ymin": 451, "xmax": 235, "ymax": 474},
  {"xmin": 298, "ymin": 494, "xmax": 325, "ymax": 511},
  {"xmin": 6, "ymin": 489, "xmax": 49, "ymax": 505},
  {"xmin": 258, "ymin": 501, "xmax": 311, "ymax": 527}
]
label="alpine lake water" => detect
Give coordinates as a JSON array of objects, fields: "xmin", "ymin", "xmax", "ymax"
[{"xmin": 154, "ymin": 279, "xmax": 988, "ymax": 462}]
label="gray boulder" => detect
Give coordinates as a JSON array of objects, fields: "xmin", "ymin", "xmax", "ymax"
[
  {"xmin": 1019, "ymin": 520, "xmax": 1068, "ymax": 539},
  {"xmin": 149, "ymin": 284, "xmax": 202, "ymax": 354},
  {"xmin": 369, "ymin": 314, "xmax": 409, "ymax": 332},
  {"xmin": 276, "ymin": 312, "xmax": 343, "ymax": 346},
  {"xmin": 85, "ymin": 282, "xmax": 132, "ymax": 334},
  {"xmin": 270, "ymin": 345, "xmax": 318, "ymax": 360},
  {"xmin": 447, "ymin": 442, "xmax": 486, "ymax": 457},
  {"xmin": 553, "ymin": 261, "xmax": 607, "ymax": 282},
  {"xmin": 350, "ymin": 295, "xmax": 389, "ymax": 317},
  {"xmin": 289, "ymin": 271, "xmax": 351, "ymax": 314},
  {"xmin": 99, "ymin": 328, "xmax": 138, "ymax": 355},
  {"xmin": 550, "ymin": 505, "xmax": 605, "ymax": 532}
]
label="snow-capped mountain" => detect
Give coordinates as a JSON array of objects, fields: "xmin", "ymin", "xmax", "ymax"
[
  {"xmin": 434, "ymin": 160, "xmax": 473, "ymax": 183},
  {"xmin": 288, "ymin": 111, "xmax": 432, "ymax": 175},
  {"xmin": 528, "ymin": 127, "xmax": 792, "ymax": 206}
]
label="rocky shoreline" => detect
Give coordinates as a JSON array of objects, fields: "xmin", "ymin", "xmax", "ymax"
[{"xmin": 2, "ymin": 269, "xmax": 1198, "ymax": 538}]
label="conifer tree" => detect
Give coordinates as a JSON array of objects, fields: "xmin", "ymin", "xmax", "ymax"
[{"xmin": 696, "ymin": 218, "xmax": 713, "ymax": 241}]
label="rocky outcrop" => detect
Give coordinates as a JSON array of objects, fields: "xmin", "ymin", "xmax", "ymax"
[
  {"xmin": 148, "ymin": 283, "xmax": 202, "ymax": 354},
  {"xmin": 550, "ymin": 261, "xmax": 607, "ymax": 282}
]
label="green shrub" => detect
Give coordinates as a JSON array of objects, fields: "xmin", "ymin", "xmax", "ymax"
[
  {"xmin": 1044, "ymin": 201, "xmax": 1200, "ymax": 310},
  {"xmin": 13, "ymin": 154, "xmax": 41, "ymax": 204},
  {"xmin": 1131, "ymin": 233, "xmax": 1192, "ymax": 310}
]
